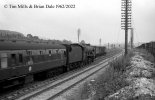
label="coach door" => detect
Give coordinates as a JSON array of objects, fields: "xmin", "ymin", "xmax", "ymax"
[{"xmin": 0, "ymin": 53, "xmax": 8, "ymax": 69}]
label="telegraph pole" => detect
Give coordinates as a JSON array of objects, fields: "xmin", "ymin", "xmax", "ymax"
[
  {"xmin": 131, "ymin": 28, "xmax": 134, "ymax": 48},
  {"xmin": 99, "ymin": 38, "xmax": 101, "ymax": 46},
  {"xmin": 77, "ymin": 28, "xmax": 80, "ymax": 43},
  {"xmin": 121, "ymin": 0, "xmax": 132, "ymax": 56}
]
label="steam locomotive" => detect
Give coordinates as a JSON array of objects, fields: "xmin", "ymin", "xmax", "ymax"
[{"xmin": 0, "ymin": 30, "xmax": 106, "ymax": 88}]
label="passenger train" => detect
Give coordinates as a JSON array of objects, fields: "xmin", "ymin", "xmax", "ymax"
[{"xmin": 0, "ymin": 30, "xmax": 106, "ymax": 88}]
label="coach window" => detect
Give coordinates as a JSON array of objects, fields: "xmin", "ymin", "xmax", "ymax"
[
  {"xmin": 11, "ymin": 54, "xmax": 16, "ymax": 66},
  {"xmin": 27, "ymin": 51, "xmax": 32, "ymax": 56},
  {"xmin": 48, "ymin": 50, "xmax": 51, "ymax": 54},
  {"xmin": 49, "ymin": 50, "xmax": 52, "ymax": 54},
  {"xmin": 19, "ymin": 54, "xmax": 23, "ymax": 63},
  {"xmin": 49, "ymin": 50, "xmax": 52, "ymax": 56},
  {"xmin": 56, "ymin": 49, "xmax": 59, "ymax": 54},
  {"xmin": 64, "ymin": 51, "xmax": 66, "ymax": 57},
  {"xmin": 40, "ymin": 51, "xmax": 43, "ymax": 55},
  {"xmin": 1, "ymin": 53, "xmax": 8, "ymax": 68}
]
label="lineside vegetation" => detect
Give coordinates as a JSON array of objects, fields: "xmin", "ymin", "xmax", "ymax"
[{"xmin": 65, "ymin": 50, "xmax": 135, "ymax": 100}]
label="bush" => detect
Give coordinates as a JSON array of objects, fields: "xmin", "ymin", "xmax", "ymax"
[
  {"xmin": 97, "ymin": 50, "xmax": 134, "ymax": 99},
  {"xmin": 110, "ymin": 50, "xmax": 135, "ymax": 72}
]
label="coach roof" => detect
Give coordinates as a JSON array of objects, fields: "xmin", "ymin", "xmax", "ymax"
[{"xmin": 0, "ymin": 41, "xmax": 66, "ymax": 50}]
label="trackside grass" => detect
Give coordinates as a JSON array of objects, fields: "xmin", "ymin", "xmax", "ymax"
[{"xmin": 65, "ymin": 50, "xmax": 135, "ymax": 100}]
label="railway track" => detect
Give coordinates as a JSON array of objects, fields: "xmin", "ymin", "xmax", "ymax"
[{"xmin": 0, "ymin": 49, "xmax": 123, "ymax": 100}]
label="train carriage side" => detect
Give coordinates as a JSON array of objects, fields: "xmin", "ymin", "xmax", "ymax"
[
  {"xmin": 0, "ymin": 41, "xmax": 67, "ymax": 88},
  {"xmin": 149, "ymin": 42, "xmax": 155, "ymax": 57},
  {"xmin": 137, "ymin": 42, "xmax": 155, "ymax": 57},
  {"xmin": 94, "ymin": 46, "xmax": 106, "ymax": 57},
  {"xmin": 153, "ymin": 42, "xmax": 155, "ymax": 57},
  {"xmin": 100, "ymin": 46, "xmax": 106, "ymax": 55}
]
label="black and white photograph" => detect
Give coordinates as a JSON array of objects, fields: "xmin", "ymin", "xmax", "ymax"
[{"xmin": 0, "ymin": 0, "xmax": 155, "ymax": 100}]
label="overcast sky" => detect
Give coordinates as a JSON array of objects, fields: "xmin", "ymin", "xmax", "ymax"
[{"xmin": 0, "ymin": 0, "xmax": 155, "ymax": 45}]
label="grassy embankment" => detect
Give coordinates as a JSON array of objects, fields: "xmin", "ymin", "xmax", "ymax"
[
  {"xmin": 65, "ymin": 50, "xmax": 134, "ymax": 100},
  {"xmin": 66, "ymin": 49, "xmax": 154, "ymax": 100}
]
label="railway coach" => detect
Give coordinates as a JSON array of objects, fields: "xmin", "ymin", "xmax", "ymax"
[
  {"xmin": 0, "ymin": 30, "xmax": 106, "ymax": 89},
  {"xmin": 93, "ymin": 46, "xmax": 106, "ymax": 57},
  {"xmin": 0, "ymin": 41, "xmax": 96, "ymax": 88},
  {"xmin": 137, "ymin": 42, "xmax": 155, "ymax": 57},
  {"xmin": 0, "ymin": 41, "xmax": 67, "ymax": 88},
  {"xmin": 152, "ymin": 42, "xmax": 155, "ymax": 57}
]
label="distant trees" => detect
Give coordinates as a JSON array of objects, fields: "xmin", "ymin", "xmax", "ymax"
[
  {"xmin": 0, "ymin": 30, "xmax": 73, "ymax": 44},
  {"xmin": 27, "ymin": 34, "xmax": 39, "ymax": 40},
  {"xmin": 26, "ymin": 34, "xmax": 72, "ymax": 44},
  {"xmin": 80, "ymin": 40, "xmax": 85, "ymax": 44},
  {"xmin": 27, "ymin": 34, "xmax": 33, "ymax": 38},
  {"xmin": 0, "ymin": 30, "xmax": 25, "ymax": 39},
  {"xmin": 62, "ymin": 39, "xmax": 72, "ymax": 44}
]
